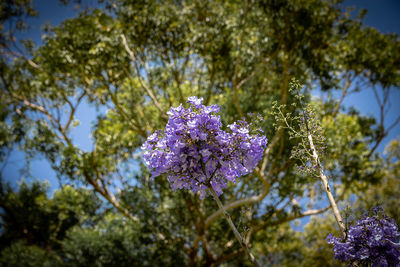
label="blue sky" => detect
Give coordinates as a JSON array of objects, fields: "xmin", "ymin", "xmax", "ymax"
[{"xmin": 1, "ymin": 0, "xmax": 400, "ymax": 192}]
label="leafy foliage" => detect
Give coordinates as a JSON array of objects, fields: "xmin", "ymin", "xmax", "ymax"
[{"xmin": 1, "ymin": 0, "xmax": 399, "ymax": 265}]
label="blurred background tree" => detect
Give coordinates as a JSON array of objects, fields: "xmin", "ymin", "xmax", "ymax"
[{"xmin": 0, "ymin": 0, "xmax": 399, "ymax": 266}]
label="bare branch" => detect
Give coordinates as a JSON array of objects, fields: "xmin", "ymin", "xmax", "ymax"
[
  {"xmin": 13, "ymin": 95, "xmax": 73, "ymax": 147},
  {"xmin": 64, "ymin": 91, "xmax": 86, "ymax": 131},
  {"xmin": 205, "ymin": 186, "xmax": 270, "ymax": 228},
  {"xmin": 120, "ymin": 33, "xmax": 167, "ymax": 120},
  {"xmin": 387, "ymin": 116, "xmax": 400, "ymax": 133},
  {"xmin": 261, "ymin": 132, "xmax": 280, "ymax": 174},
  {"xmin": 367, "ymin": 115, "xmax": 400, "ymax": 158},
  {"xmin": 86, "ymin": 175, "xmax": 139, "ymax": 222},
  {"xmin": 201, "ymin": 235, "xmax": 217, "ymax": 262},
  {"xmin": 213, "ymin": 248, "xmax": 243, "ymax": 266},
  {"xmin": 2, "ymin": 43, "xmax": 40, "ymax": 69},
  {"xmin": 271, "ymin": 205, "xmax": 330, "ymax": 226},
  {"xmin": 367, "ymin": 86, "xmax": 399, "ymax": 158},
  {"xmin": 104, "ymin": 82, "xmax": 147, "ymax": 138},
  {"xmin": 332, "ymin": 74, "xmax": 353, "ymax": 118},
  {"xmin": 249, "ymin": 205, "xmax": 330, "ymax": 240},
  {"xmin": 236, "ymin": 71, "xmax": 255, "ymax": 90}
]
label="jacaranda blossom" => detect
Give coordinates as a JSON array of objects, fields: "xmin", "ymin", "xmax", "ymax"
[
  {"xmin": 327, "ymin": 207, "xmax": 400, "ymax": 266},
  {"xmin": 141, "ymin": 96, "xmax": 267, "ymax": 198}
]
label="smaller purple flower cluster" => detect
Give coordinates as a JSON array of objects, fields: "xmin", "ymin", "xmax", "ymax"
[
  {"xmin": 327, "ymin": 207, "xmax": 400, "ymax": 266},
  {"xmin": 141, "ymin": 96, "xmax": 267, "ymax": 198}
]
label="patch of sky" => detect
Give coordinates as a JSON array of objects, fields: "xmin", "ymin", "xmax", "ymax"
[
  {"xmin": 1, "ymin": 149, "xmax": 57, "ymax": 193},
  {"xmin": 0, "ymin": 99, "xmax": 106, "ymax": 192},
  {"xmin": 312, "ymin": 82, "xmax": 400, "ymax": 155},
  {"xmin": 342, "ymin": 0, "xmax": 400, "ymax": 35},
  {"xmin": 70, "ymin": 99, "xmax": 107, "ymax": 151}
]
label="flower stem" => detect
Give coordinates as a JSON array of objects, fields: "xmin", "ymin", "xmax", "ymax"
[{"xmin": 208, "ymin": 186, "xmax": 260, "ymax": 267}]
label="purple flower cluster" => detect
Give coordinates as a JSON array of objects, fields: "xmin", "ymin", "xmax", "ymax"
[
  {"xmin": 141, "ymin": 96, "xmax": 267, "ymax": 198},
  {"xmin": 327, "ymin": 207, "xmax": 400, "ymax": 266}
]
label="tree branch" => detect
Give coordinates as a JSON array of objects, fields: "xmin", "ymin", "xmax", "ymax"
[
  {"xmin": 261, "ymin": 132, "xmax": 280, "ymax": 174},
  {"xmin": 332, "ymin": 74, "xmax": 353, "ymax": 118},
  {"xmin": 86, "ymin": 175, "xmax": 139, "ymax": 222},
  {"xmin": 63, "ymin": 91, "xmax": 86, "ymax": 131},
  {"xmin": 367, "ymin": 86, "xmax": 400, "ymax": 158},
  {"xmin": 276, "ymin": 205, "xmax": 330, "ymax": 225},
  {"xmin": 304, "ymin": 110, "xmax": 346, "ymax": 235},
  {"xmin": 104, "ymin": 81, "xmax": 147, "ymax": 138},
  {"xmin": 13, "ymin": 95, "xmax": 73, "ymax": 147},
  {"xmin": 249, "ymin": 205, "xmax": 330, "ymax": 238},
  {"xmin": 208, "ymin": 186, "xmax": 259, "ymax": 267},
  {"xmin": 2, "ymin": 42, "xmax": 40, "ymax": 69},
  {"xmin": 120, "ymin": 33, "xmax": 167, "ymax": 120},
  {"xmin": 205, "ymin": 184, "xmax": 270, "ymax": 228}
]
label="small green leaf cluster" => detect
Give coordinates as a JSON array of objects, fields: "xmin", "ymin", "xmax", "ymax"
[{"xmin": 272, "ymin": 79, "xmax": 326, "ymax": 178}]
